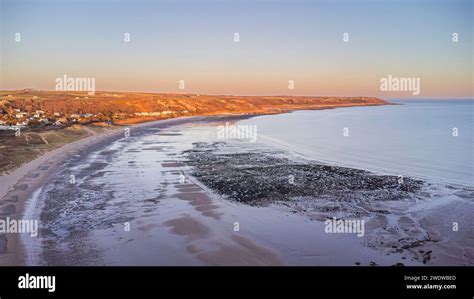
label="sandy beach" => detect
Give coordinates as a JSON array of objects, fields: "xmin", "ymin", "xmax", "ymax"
[
  {"xmin": 0, "ymin": 117, "xmax": 200, "ymax": 265},
  {"xmin": 1, "ymin": 113, "xmax": 473, "ymax": 266}
]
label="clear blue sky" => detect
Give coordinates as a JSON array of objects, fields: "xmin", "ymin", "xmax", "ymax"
[{"xmin": 1, "ymin": 0, "xmax": 472, "ymax": 98}]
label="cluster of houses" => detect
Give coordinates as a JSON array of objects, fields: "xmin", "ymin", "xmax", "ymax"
[
  {"xmin": 0, "ymin": 108, "xmax": 106, "ymax": 128},
  {"xmin": 0, "ymin": 107, "xmax": 190, "ymax": 130},
  {"xmin": 0, "ymin": 94, "xmax": 191, "ymax": 130}
]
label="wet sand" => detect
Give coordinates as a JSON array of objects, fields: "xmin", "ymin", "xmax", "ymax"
[
  {"xmin": 0, "ymin": 116, "xmax": 286, "ymax": 266},
  {"xmin": 0, "ymin": 117, "xmax": 199, "ymax": 265},
  {"xmin": 0, "ymin": 126, "xmax": 123, "ymax": 265}
]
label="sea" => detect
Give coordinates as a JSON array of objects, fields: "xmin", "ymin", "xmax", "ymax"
[{"xmin": 237, "ymin": 100, "xmax": 474, "ymax": 187}]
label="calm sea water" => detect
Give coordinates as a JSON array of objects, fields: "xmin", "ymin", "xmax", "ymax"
[{"xmin": 238, "ymin": 100, "xmax": 474, "ymax": 187}]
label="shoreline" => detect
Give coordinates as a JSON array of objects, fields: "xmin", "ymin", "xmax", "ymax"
[
  {"xmin": 0, "ymin": 100, "xmax": 391, "ymax": 202},
  {"xmin": 2, "ymin": 102, "xmax": 471, "ymax": 265}
]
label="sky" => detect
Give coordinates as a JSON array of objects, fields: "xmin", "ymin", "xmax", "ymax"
[{"xmin": 0, "ymin": 0, "xmax": 472, "ymax": 98}]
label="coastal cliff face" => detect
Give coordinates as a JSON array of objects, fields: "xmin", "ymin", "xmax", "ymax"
[{"xmin": 0, "ymin": 90, "xmax": 388, "ymax": 118}]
